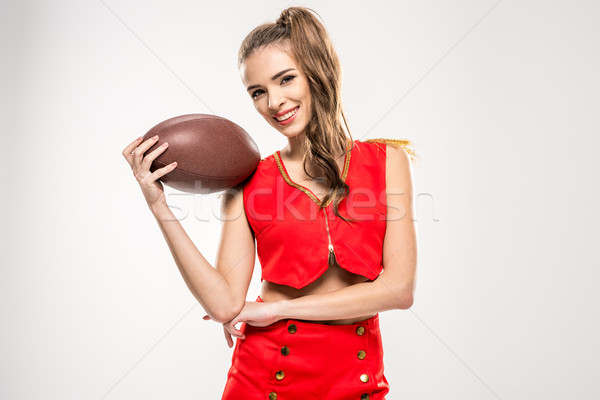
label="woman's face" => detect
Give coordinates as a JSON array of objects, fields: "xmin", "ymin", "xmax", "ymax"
[{"xmin": 240, "ymin": 44, "xmax": 312, "ymax": 140}]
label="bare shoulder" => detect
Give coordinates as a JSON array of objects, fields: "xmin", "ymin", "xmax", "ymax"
[
  {"xmin": 362, "ymin": 138, "xmax": 417, "ymax": 168},
  {"xmin": 219, "ymin": 182, "xmax": 242, "ymax": 212},
  {"xmin": 219, "ymin": 182, "xmax": 251, "ymax": 226},
  {"xmin": 385, "ymin": 143, "xmax": 414, "ymax": 192},
  {"xmin": 386, "ymin": 143, "xmax": 412, "ymax": 172},
  {"xmin": 384, "ymin": 143, "xmax": 415, "ymax": 222}
]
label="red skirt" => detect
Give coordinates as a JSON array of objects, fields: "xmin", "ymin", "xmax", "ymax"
[{"xmin": 221, "ymin": 296, "xmax": 389, "ymax": 400}]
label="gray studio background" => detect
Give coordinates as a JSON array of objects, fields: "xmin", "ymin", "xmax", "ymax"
[{"xmin": 2, "ymin": 0, "xmax": 599, "ymax": 399}]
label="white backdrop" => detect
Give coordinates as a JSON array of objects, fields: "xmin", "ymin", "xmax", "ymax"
[{"xmin": 2, "ymin": 0, "xmax": 599, "ymax": 399}]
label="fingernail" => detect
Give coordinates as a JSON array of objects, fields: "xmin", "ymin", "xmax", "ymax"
[
  {"xmin": 136, "ymin": 136, "xmax": 142, "ymax": 141},
  {"xmin": 152, "ymin": 135, "xmax": 158, "ymax": 140}
]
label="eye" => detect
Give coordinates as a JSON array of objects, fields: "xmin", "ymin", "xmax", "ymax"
[
  {"xmin": 250, "ymin": 76, "xmax": 296, "ymax": 100},
  {"xmin": 251, "ymin": 89, "xmax": 264, "ymax": 100}
]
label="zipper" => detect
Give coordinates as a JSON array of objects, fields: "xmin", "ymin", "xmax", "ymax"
[{"xmin": 323, "ymin": 208, "xmax": 338, "ymax": 266}]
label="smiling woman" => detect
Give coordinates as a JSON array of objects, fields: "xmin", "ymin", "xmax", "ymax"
[
  {"xmin": 123, "ymin": 5, "xmax": 417, "ymax": 400},
  {"xmin": 219, "ymin": 6, "xmax": 418, "ymax": 400}
]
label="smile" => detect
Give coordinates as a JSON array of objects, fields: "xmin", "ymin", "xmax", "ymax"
[{"xmin": 274, "ymin": 106, "xmax": 299, "ymax": 125}]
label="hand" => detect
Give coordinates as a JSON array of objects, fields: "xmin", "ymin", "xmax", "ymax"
[
  {"xmin": 201, "ymin": 318, "xmax": 245, "ymax": 348},
  {"xmin": 203, "ymin": 300, "xmax": 281, "ymax": 347},
  {"xmin": 122, "ymin": 135, "xmax": 177, "ymax": 210},
  {"xmin": 219, "ymin": 323, "xmax": 236, "ymax": 348}
]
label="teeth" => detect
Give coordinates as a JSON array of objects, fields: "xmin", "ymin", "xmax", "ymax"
[{"xmin": 276, "ymin": 107, "xmax": 298, "ymax": 121}]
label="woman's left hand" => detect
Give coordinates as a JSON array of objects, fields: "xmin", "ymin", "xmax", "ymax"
[{"xmin": 202, "ymin": 300, "xmax": 281, "ymax": 341}]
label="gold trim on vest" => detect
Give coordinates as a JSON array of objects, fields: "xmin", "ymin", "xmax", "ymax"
[
  {"xmin": 363, "ymin": 137, "xmax": 418, "ymax": 162},
  {"xmin": 272, "ymin": 139, "xmax": 352, "ymax": 208}
]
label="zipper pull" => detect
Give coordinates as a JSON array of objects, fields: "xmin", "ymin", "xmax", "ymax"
[
  {"xmin": 324, "ymin": 208, "xmax": 338, "ymax": 266},
  {"xmin": 328, "ymin": 245, "xmax": 337, "ymax": 266}
]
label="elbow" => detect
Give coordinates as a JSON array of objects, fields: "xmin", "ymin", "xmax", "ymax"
[
  {"xmin": 207, "ymin": 301, "xmax": 244, "ymax": 324},
  {"xmin": 209, "ymin": 310, "xmax": 234, "ymax": 324},
  {"xmin": 396, "ymin": 293, "xmax": 413, "ymax": 310},
  {"xmin": 390, "ymin": 283, "xmax": 414, "ymax": 310}
]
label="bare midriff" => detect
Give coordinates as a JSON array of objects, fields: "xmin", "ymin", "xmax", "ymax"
[{"xmin": 260, "ymin": 262, "xmax": 376, "ymax": 325}]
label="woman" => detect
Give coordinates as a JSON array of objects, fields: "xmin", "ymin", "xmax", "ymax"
[{"xmin": 122, "ymin": 6, "xmax": 418, "ymax": 400}]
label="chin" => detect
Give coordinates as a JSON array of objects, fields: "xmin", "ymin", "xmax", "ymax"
[{"xmin": 268, "ymin": 120, "xmax": 304, "ymax": 136}]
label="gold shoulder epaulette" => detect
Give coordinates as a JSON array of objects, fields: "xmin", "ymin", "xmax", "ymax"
[{"xmin": 363, "ymin": 138, "xmax": 420, "ymax": 163}]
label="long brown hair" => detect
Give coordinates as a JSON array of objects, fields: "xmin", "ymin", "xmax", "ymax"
[{"xmin": 238, "ymin": 6, "xmax": 355, "ymax": 221}]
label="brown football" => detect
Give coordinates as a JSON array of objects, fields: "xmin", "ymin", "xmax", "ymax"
[{"xmin": 142, "ymin": 114, "xmax": 261, "ymax": 194}]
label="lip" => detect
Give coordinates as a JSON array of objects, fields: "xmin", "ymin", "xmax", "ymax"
[
  {"xmin": 273, "ymin": 106, "xmax": 299, "ymax": 118},
  {"xmin": 273, "ymin": 106, "xmax": 299, "ymax": 126}
]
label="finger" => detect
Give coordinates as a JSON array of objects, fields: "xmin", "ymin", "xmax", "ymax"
[
  {"xmin": 149, "ymin": 161, "xmax": 178, "ymax": 181},
  {"xmin": 138, "ymin": 159, "xmax": 177, "ymax": 189},
  {"xmin": 136, "ymin": 161, "xmax": 177, "ymax": 190},
  {"xmin": 140, "ymin": 141, "xmax": 170, "ymax": 171},
  {"xmin": 223, "ymin": 325, "xmax": 234, "ymax": 348},
  {"xmin": 226, "ymin": 320, "xmax": 245, "ymax": 339},
  {"xmin": 132, "ymin": 135, "xmax": 160, "ymax": 169},
  {"xmin": 227, "ymin": 326, "xmax": 245, "ymax": 340},
  {"xmin": 122, "ymin": 136, "xmax": 143, "ymax": 165}
]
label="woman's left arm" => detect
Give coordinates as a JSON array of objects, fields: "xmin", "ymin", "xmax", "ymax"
[{"xmin": 216, "ymin": 144, "xmax": 418, "ymax": 334}]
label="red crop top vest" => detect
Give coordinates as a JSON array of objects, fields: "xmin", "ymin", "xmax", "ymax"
[{"xmin": 242, "ymin": 138, "xmax": 402, "ymax": 289}]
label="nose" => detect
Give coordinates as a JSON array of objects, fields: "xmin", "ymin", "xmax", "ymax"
[{"xmin": 267, "ymin": 89, "xmax": 285, "ymax": 110}]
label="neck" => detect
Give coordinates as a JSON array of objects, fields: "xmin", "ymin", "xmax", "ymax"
[
  {"xmin": 282, "ymin": 134, "xmax": 307, "ymax": 161},
  {"xmin": 282, "ymin": 135, "xmax": 349, "ymax": 162}
]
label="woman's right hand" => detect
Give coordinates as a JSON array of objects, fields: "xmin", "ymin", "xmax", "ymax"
[{"xmin": 122, "ymin": 135, "xmax": 178, "ymax": 210}]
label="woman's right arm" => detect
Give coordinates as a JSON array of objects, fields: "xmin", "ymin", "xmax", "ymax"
[{"xmin": 122, "ymin": 135, "xmax": 255, "ymax": 324}]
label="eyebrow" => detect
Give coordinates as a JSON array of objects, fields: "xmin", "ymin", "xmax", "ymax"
[{"xmin": 246, "ymin": 68, "xmax": 296, "ymax": 91}]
